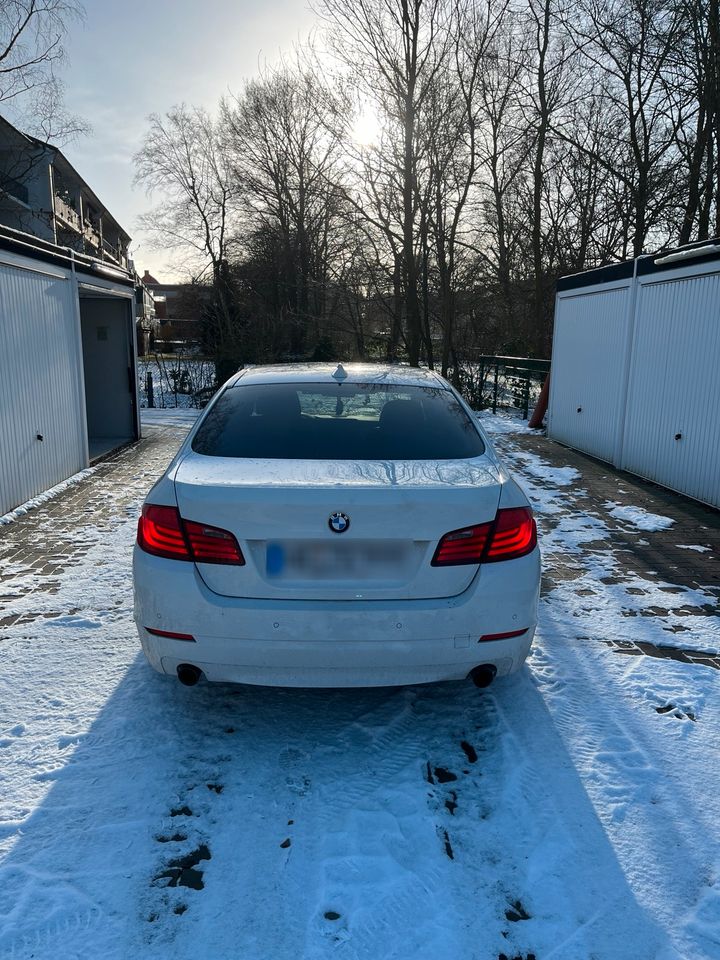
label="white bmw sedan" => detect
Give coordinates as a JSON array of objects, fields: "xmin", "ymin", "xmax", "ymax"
[{"xmin": 133, "ymin": 363, "xmax": 540, "ymax": 689}]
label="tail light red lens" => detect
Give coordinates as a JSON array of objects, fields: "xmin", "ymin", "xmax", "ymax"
[
  {"xmin": 431, "ymin": 522, "xmax": 493, "ymax": 566},
  {"xmin": 137, "ymin": 505, "xmax": 190, "ymax": 560},
  {"xmin": 137, "ymin": 505, "xmax": 245, "ymax": 565},
  {"xmin": 484, "ymin": 507, "xmax": 537, "ymax": 562},
  {"xmin": 184, "ymin": 519, "xmax": 245, "ymax": 565},
  {"xmin": 433, "ymin": 506, "xmax": 537, "ymax": 566}
]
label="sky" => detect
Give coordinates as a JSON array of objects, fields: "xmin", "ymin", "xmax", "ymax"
[{"xmin": 60, "ymin": 0, "xmax": 320, "ymax": 281}]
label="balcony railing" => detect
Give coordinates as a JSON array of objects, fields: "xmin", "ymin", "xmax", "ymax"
[
  {"xmin": 102, "ymin": 237, "xmax": 128, "ymax": 268},
  {"xmin": 84, "ymin": 223, "xmax": 101, "ymax": 251},
  {"xmin": 54, "ymin": 195, "xmax": 82, "ymax": 231}
]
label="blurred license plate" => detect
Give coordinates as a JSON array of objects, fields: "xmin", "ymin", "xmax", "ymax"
[{"xmin": 266, "ymin": 541, "xmax": 409, "ymax": 579}]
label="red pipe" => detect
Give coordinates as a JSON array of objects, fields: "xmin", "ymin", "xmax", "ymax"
[{"xmin": 528, "ymin": 372, "xmax": 550, "ymax": 428}]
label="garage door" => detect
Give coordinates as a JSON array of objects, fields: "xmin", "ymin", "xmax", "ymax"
[
  {"xmin": 548, "ymin": 285, "xmax": 630, "ymax": 463},
  {"xmin": 622, "ymin": 272, "xmax": 720, "ymax": 507},
  {"xmin": 0, "ymin": 259, "xmax": 86, "ymax": 516}
]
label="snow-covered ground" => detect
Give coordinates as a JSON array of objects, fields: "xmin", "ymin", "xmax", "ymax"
[
  {"xmin": 0, "ymin": 417, "xmax": 718, "ymax": 959},
  {"xmin": 138, "ymin": 358, "xmax": 215, "ymax": 410}
]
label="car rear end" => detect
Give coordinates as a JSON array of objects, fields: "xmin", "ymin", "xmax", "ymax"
[{"xmin": 133, "ymin": 366, "xmax": 540, "ymax": 687}]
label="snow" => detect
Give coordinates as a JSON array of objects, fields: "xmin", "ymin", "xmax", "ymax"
[
  {"xmin": 604, "ymin": 501, "xmax": 676, "ymax": 532},
  {"xmin": 0, "ymin": 468, "xmax": 97, "ymax": 526},
  {"xmin": 137, "ymin": 358, "xmax": 215, "ymax": 410},
  {"xmin": 477, "ymin": 411, "xmax": 536, "ymax": 435},
  {"xmin": 678, "ymin": 544, "xmax": 712, "ymax": 554},
  {"xmin": 141, "ymin": 408, "xmax": 201, "ymax": 428},
  {"xmin": 0, "ymin": 421, "xmax": 719, "ymax": 959}
]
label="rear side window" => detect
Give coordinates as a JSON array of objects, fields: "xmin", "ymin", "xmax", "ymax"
[{"xmin": 192, "ymin": 382, "xmax": 485, "ymax": 460}]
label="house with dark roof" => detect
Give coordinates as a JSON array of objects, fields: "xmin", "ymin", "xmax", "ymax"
[{"xmin": 0, "ymin": 113, "xmax": 130, "ymax": 269}]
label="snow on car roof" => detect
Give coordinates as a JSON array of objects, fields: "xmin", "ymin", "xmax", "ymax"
[{"xmin": 226, "ymin": 363, "xmax": 449, "ymax": 389}]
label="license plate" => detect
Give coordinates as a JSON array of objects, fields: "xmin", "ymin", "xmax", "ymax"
[{"xmin": 266, "ymin": 541, "xmax": 409, "ymax": 579}]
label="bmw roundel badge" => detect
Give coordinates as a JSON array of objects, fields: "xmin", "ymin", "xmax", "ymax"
[{"xmin": 329, "ymin": 512, "xmax": 350, "ymax": 533}]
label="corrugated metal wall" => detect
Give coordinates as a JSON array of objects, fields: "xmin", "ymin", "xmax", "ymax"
[
  {"xmin": 622, "ymin": 272, "xmax": 720, "ymax": 507},
  {"xmin": 549, "ymin": 260, "xmax": 720, "ymax": 509},
  {"xmin": 0, "ymin": 258, "xmax": 87, "ymax": 516},
  {"xmin": 548, "ymin": 284, "xmax": 630, "ymax": 462}
]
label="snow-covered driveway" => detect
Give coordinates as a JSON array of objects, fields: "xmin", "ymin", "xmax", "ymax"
[{"xmin": 0, "ymin": 413, "xmax": 718, "ymax": 960}]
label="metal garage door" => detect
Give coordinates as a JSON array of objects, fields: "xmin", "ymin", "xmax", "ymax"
[
  {"xmin": 621, "ymin": 271, "xmax": 720, "ymax": 507},
  {"xmin": 548, "ymin": 284, "xmax": 631, "ymax": 463},
  {"xmin": 0, "ymin": 257, "xmax": 87, "ymax": 516}
]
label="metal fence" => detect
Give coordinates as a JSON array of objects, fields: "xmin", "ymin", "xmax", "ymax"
[{"xmin": 456, "ymin": 356, "xmax": 551, "ymax": 418}]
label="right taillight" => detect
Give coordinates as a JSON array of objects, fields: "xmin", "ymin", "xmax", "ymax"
[
  {"xmin": 137, "ymin": 505, "xmax": 245, "ymax": 565},
  {"xmin": 432, "ymin": 506, "xmax": 536, "ymax": 566},
  {"xmin": 483, "ymin": 506, "xmax": 537, "ymax": 562}
]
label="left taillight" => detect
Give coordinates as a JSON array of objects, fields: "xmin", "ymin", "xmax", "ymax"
[
  {"xmin": 432, "ymin": 506, "xmax": 537, "ymax": 567},
  {"xmin": 137, "ymin": 504, "xmax": 245, "ymax": 565}
]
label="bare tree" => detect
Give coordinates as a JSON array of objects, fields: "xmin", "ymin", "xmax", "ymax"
[
  {"xmin": 221, "ymin": 60, "xmax": 350, "ymax": 356},
  {"xmin": 0, "ymin": 0, "xmax": 86, "ymax": 141},
  {"xmin": 559, "ymin": 0, "xmax": 685, "ymax": 258},
  {"xmin": 424, "ymin": 0, "xmax": 510, "ymax": 377},
  {"xmin": 671, "ymin": 0, "xmax": 720, "ymax": 242},
  {"xmin": 134, "ymin": 105, "xmax": 238, "ymax": 377},
  {"xmin": 319, "ymin": 0, "xmax": 454, "ymax": 366}
]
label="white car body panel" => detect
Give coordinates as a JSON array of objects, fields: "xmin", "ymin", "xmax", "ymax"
[{"xmin": 133, "ymin": 363, "xmax": 541, "ymax": 688}]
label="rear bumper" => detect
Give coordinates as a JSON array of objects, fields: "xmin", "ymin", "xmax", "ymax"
[{"xmin": 133, "ymin": 546, "xmax": 540, "ymax": 687}]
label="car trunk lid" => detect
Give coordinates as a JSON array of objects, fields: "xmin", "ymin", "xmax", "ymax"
[{"xmin": 173, "ymin": 453, "xmax": 503, "ymax": 600}]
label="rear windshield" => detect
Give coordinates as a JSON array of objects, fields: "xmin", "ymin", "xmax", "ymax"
[{"xmin": 191, "ymin": 382, "xmax": 485, "ymax": 460}]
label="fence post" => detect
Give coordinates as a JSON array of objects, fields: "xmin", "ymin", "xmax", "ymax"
[
  {"xmin": 146, "ymin": 371, "xmax": 154, "ymax": 409},
  {"xmin": 522, "ymin": 376, "xmax": 530, "ymax": 420},
  {"xmin": 492, "ymin": 363, "xmax": 499, "ymax": 414}
]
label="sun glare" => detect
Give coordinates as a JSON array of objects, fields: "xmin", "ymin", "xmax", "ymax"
[{"xmin": 351, "ymin": 104, "xmax": 382, "ymax": 147}]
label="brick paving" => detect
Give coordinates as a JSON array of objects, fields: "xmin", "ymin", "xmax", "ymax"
[
  {"xmin": 497, "ymin": 431, "xmax": 720, "ymax": 670},
  {"xmin": 1, "ymin": 418, "xmax": 718, "ymax": 670},
  {"xmin": 0, "ymin": 423, "xmax": 190, "ymax": 628}
]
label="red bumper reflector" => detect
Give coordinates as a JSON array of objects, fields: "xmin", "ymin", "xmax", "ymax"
[
  {"xmin": 478, "ymin": 628, "xmax": 529, "ymax": 643},
  {"xmin": 145, "ymin": 627, "xmax": 196, "ymax": 642}
]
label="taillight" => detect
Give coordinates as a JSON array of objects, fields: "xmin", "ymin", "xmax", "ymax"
[
  {"xmin": 431, "ymin": 522, "xmax": 493, "ymax": 566},
  {"xmin": 484, "ymin": 507, "xmax": 537, "ymax": 562},
  {"xmin": 432, "ymin": 506, "xmax": 536, "ymax": 566},
  {"xmin": 137, "ymin": 505, "xmax": 245, "ymax": 565},
  {"xmin": 184, "ymin": 519, "xmax": 244, "ymax": 565},
  {"xmin": 137, "ymin": 505, "xmax": 190, "ymax": 560}
]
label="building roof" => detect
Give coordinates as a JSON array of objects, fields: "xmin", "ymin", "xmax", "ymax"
[
  {"xmin": 142, "ymin": 270, "xmax": 160, "ymax": 285},
  {"xmin": 557, "ymin": 237, "xmax": 720, "ymax": 292}
]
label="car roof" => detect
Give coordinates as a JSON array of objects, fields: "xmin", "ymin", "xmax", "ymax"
[{"xmin": 225, "ymin": 362, "xmax": 450, "ymax": 389}]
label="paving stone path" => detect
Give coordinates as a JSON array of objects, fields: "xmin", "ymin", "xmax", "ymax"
[
  {"xmin": 0, "ymin": 423, "xmax": 189, "ymax": 629},
  {"xmin": 496, "ymin": 430, "xmax": 720, "ymax": 670}
]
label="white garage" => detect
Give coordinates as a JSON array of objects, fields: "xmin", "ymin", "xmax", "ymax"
[
  {"xmin": 0, "ymin": 226, "xmax": 139, "ymax": 516},
  {"xmin": 548, "ymin": 239, "xmax": 720, "ymax": 508}
]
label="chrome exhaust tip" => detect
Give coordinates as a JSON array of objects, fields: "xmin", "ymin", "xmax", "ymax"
[
  {"xmin": 177, "ymin": 663, "xmax": 202, "ymax": 686},
  {"xmin": 469, "ymin": 664, "xmax": 497, "ymax": 688}
]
